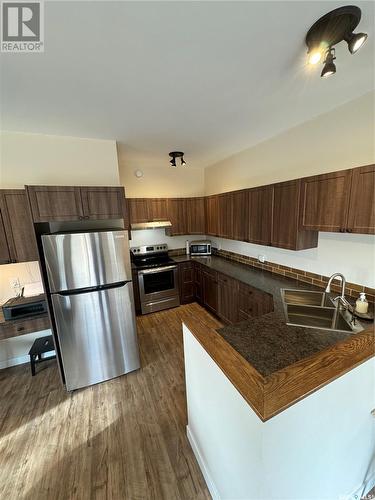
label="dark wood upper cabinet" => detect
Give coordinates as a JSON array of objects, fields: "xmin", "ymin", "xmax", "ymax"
[
  {"xmin": 231, "ymin": 190, "xmax": 248, "ymax": 242},
  {"xmin": 202, "ymin": 268, "xmax": 218, "ymax": 315},
  {"xmin": 271, "ymin": 180, "xmax": 318, "ymax": 250},
  {"xmin": 27, "ymin": 185, "xmax": 127, "ymax": 223},
  {"xmin": 0, "ymin": 206, "xmax": 12, "ymax": 264},
  {"xmin": 80, "ymin": 187, "xmax": 127, "ymax": 221},
  {"xmin": 128, "ymin": 198, "xmax": 150, "ymax": 223},
  {"xmin": 205, "ymin": 195, "xmax": 219, "ymax": 236},
  {"xmin": 166, "ymin": 198, "xmax": 187, "ymax": 235},
  {"xmin": 217, "ymin": 193, "xmax": 233, "ymax": 239},
  {"xmin": 149, "ymin": 198, "xmax": 168, "ymax": 221},
  {"xmin": 299, "ymin": 170, "xmax": 353, "ymax": 232},
  {"xmin": 246, "ymin": 186, "xmax": 273, "ymax": 246},
  {"xmin": 187, "ymin": 197, "xmax": 205, "ymax": 234},
  {"xmin": 217, "ymin": 273, "xmax": 239, "ymax": 324},
  {"xmin": 27, "ymin": 186, "xmax": 83, "ymax": 222},
  {"xmin": 347, "ymin": 165, "xmax": 375, "ymax": 234},
  {"xmin": 0, "ymin": 190, "xmax": 39, "ymax": 263}
]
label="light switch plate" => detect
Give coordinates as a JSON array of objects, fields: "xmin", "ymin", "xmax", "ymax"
[{"xmin": 9, "ymin": 277, "xmax": 20, "ymax": 289}]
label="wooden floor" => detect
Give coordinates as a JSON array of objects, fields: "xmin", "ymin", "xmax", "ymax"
[{"xmin": 0, "ymin": 303, "xmax": 222, "ymax": 500}]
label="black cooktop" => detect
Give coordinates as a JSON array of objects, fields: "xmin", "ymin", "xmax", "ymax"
[{"xmin": 131, "ymin": 254, "xmax": 176, "ymax": 270}]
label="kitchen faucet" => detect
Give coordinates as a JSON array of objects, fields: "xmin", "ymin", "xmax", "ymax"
[{"xmin": 325, "ymin": 273, "xmax": 355, "ymax": 319}]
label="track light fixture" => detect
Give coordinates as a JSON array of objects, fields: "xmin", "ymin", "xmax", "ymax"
[
  {"xmin": 321, "ymin": 48, "xmax": 336, "ymax": 78},
  {"xmin": 169, "ymin": 151, "xmax": 187, "ymax": 167},
  {"xmin": 306, "ymin": 5, "xmax": 368, "ymax": 78}
]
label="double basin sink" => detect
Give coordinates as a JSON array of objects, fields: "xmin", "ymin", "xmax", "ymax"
[{"xmin": 281, "ymin": 289, "xmax": 364, "ymax": 334}]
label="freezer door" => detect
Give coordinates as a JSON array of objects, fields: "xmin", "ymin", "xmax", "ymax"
[
  {"xmin": 51, "ymin": 282, "xmax": 140, "ymax": 391},
  {"xmin": 42, "ymin": 230, "xmax": 131, "ymax": 292}
]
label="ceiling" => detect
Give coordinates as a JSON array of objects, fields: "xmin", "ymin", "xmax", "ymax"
[{"xmin": 1, "ymin": 1, "xmax": 374, "ymax": 169}]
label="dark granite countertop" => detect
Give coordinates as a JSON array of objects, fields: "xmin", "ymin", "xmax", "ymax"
[
  {"xmin": 217, "ymin": 311, "xmax": 355, "ymax": 377},
  {"xmin": 172, "ymin": 254, "xmax": 373, "ymax": 377}
]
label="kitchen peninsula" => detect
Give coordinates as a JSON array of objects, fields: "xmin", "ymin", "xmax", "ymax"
[{"xmin": 181, "ymin": 255, "xmax": 374, "ymax": 500}]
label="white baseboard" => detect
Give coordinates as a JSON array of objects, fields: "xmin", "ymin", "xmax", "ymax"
[
  {"xmin": 346, "ymin": 470, "xmax": 375, "ymax": 500},
  {"xmin": 0, "ymin": 354, "xmax": 29, "ymax": 370},
  {"xmin": 0, "ymin": 350, "xmax": 56, "ymax": 370},
  {"xmin": 187, "ymin": 425, "xmax": 221, "ymax": 500}
]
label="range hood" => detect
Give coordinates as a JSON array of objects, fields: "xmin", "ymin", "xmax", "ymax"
[{"xmin": 131, "ymin": 220, "xmax": 172, "ymax": 230}]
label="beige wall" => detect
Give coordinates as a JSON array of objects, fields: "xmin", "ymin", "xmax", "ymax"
[
  {"xmin": 204, "ymin": 91, "xmax": 375, "ymax": 195},
  {"xmin": 0, "ymin": 131, "xmax": 120, "ymax": 188},
  {"xmin": 204, "ymin": 91, "xmax": 375, "ymax": 288},
  {"xmin": 118, "ymin": 146, "xmax": 205, "ymax": 197}
]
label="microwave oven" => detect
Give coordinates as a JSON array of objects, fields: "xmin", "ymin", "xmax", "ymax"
[{"xmin": 189, "ymin": 240, "xmax": 211, "ymax": 256}]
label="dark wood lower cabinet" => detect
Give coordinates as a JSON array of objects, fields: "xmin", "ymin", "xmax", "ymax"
[
  {"xmin": 217, "ymin": 274, "xmax": 239, "ymax": 324},
  {"xmin": 202, "ymin": 269, "xmax": 218, "ymax": 315},
  {"xmin": 193, "ymin": 262, "xmax": 202, "ymax": 304},
  {"xmin": 238, "ymin": 282, "xmax": 273, "ymax": 320},
  {"xmin": 179, "ymin": 262, "xmax": 194, "ymax": 304}
]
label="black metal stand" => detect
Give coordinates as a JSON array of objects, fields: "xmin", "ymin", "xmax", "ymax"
[{"xmin": 28, "ymin": 335, "xmax": 56, "ymax": 376}]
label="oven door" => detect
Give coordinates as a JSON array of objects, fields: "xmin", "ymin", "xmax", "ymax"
[{"xmin": 138, "ymin": 265, "xmax": 179, "ymax": 303}]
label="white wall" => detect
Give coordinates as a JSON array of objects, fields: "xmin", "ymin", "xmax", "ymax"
[
  {"xmin": 130, "ymin": 228, "xmax": 193, "ymax": 250},
  {"xmin": 212, "ymin": 232, "xmax": 375, "ymax": 288},
  {"xmin": 0, "ymin": 131, "xmax": 120, "ymax": 188},
  {"xmin": 0, "ymin": 131, "xmax": 121, "ymax": 368},
  {"xmin": 183, "ymin": 325, "xmax": 375, "ymax": 500}
]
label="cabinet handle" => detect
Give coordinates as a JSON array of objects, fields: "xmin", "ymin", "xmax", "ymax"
[
  {"xmin": 85, "ymin": 215, "xmax": 90, "ymax": 220},
  {"xmin": 346, "ymin": 228, "xmax": 352, "ymax": 233}
]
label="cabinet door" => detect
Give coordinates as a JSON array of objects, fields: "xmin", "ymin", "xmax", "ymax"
[
  {"xmin": 179, "ymin": 262, "xmax": 194, "ymax": 304},
  {"xmin": 299, "ymin": 170, "xmax": 352, "ymax": 232},
  {"xmin": 128, "ymin": 199, "xmax": 151, "ymax": 223},
  {"xmin": 271, "ymin": 180, "xmax": 318, "ymax": 250},
  {"xmin": 246, "ymin": 186, "xmax": 273, "ymax": 246},
  {"xmin": 218, "ymin": 274, "xmax": 239, "ymax": 324},
  {"xmin": 187, "ymin": 197, "xmax": 205, "ymax": 234},
  {"xmin": 80, "ymin": 187, "xmax": 127, "ymax": 221},
  {"xmin": 218, "ymin": 193, "xmax": 233, "ymax": 239},
  {"xmin": 27, "ymin": 186, "xmax": 83, "ymax": 222},
  {"xmin": 193, "ymin": 262, "xmax": 202, "ymax": 303},
  {"xmin": 0, "ymin": 190, "xmax": 39, "ymax": 262},
  {"xmin": 167, "ymin": 198, "xmax": 187, "ymax": 235},
  {"xmin": 205, "ymin": 196, "xmax": 219, "ymax": 236},
  {"xmin": 0, "ymin": 206, "xmax": 12, "ymax": 264},
  {"xmin": 132, "ymin": 269, "xmax": 141, "ymax": 314},
  {"xmin": 347, "ymin": 165, "xmax": 375, "ymax": 234},
  {"xmin": 231, "ymin": 190, "xmax": 248, "ymax": 241},
  {"xmin": 202, "ymin": 269, "xmax": 218, "ymax": 314},
  {"xmin": 238, "ymin": 282, "xmax": 273, "ymax": 319},
  {"xmin": 149, "ymin": 199, "xmax": 168, "ymax": 221}
]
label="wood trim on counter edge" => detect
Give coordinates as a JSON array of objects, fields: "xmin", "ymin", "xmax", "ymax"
[{"xmin": 183, "ymin": 317, "xmax": 375, "ymax": 422}]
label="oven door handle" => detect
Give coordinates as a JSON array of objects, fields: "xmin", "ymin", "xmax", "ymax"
[{"xmin": 138, "ymin": 265, "xmax": 177, "ymax": 276}]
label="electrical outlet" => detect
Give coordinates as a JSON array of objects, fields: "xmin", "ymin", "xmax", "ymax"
[
  {"xmin": 258, "ymin": 255, "xmax": 266, "ymax": 263},
  {"xmin": 9, "ymin": 277, "xmax": 20, "ymax": 289}
]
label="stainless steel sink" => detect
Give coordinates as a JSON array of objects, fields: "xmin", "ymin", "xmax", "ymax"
[
  {"xmin": 282, "ymin": 289, "xmax": 333, "ymax": 307},
  {"xmin": 281, "ymin": 289, "xmax": 364, "ymax": 334}
]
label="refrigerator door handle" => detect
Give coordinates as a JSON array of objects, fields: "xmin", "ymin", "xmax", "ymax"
[{"xmin": 54, "ymin": 280, "xmax": 131, "ymax": 296}]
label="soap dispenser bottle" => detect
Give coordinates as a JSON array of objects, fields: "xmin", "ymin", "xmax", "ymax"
[{"xmin": 355, "ymin": 292, "xmax": 368, "ymax": 314}]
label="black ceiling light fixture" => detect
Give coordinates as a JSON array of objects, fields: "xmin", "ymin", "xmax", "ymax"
[
  {"xmin": 169, "ymin": 151, "xmax": 187, "ymax": 167},
  {"xmin": 321, "ymin": 47, "xmax": 336, "ymax": 78},
  {"xmin": 306, "ymin": 5, "xmax": 368, "ymax": 78}
]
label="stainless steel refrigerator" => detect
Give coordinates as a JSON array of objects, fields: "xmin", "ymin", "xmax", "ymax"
[{"xmin": 41, "ymin": 230, "xmax": 140, "ymax": 391}]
